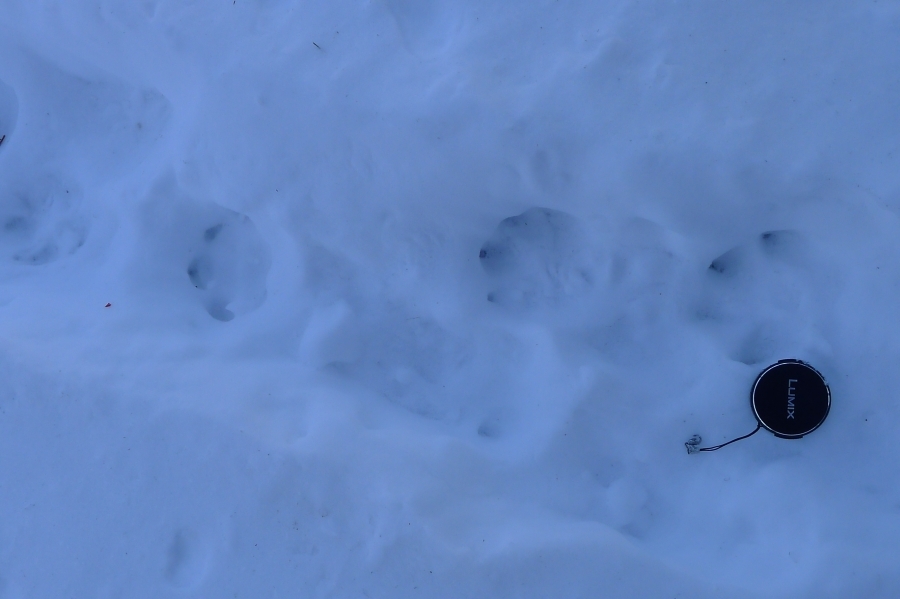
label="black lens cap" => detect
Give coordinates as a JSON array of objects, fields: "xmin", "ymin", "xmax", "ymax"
[{"xmin": 751, "ymin": 360, "xmax": 830, "ymax": 438}]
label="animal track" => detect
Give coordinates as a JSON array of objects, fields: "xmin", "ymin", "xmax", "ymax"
[
  {"xmin": 479, "ymin": 207, "xmax": 596, "ymax": 309},
  {"xmin": 184, "ymin": 210, "xmax": 270, "ymax": 322},
  {"xmin": 164, "ymin": 528, "xmax": 209, "ymax": 588},
  {"xmin": 0, "ymin": 176, "xmax": 88, "ymax": 265},
  {"xmin": 698, "ymin": 229, "xmax": 822, "ymax": 365},
  {"xmin": 141, "ymin": 179, "xmax": 271, "ymax": 321},
  {"xmin": 383, "ymin": 0, "xmax": 461, "ymax": 56},
  {"xmin": 0, "ymin": 78, "xmax": 17, "ymax": 156},
  {"xmin": 707, "ymin": 247, "xmax": 742, "ymax": 275},
  {"xmin": 759, "ymin": 229, "xmax": 805, "ymax": 260},
  {"xmin": 18, "ymin": 58, "xmax": 170, "ymax": 174},
  {"xmin": 707, "ymin": 230, "xmax": 805, "ymax": 276}
]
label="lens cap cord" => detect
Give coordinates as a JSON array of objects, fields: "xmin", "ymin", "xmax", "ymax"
[{"xmin": 685, "ymin": 422, "xmax": 761, "ymax": 454}]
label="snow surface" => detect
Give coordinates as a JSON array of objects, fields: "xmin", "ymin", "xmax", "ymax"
[{"xmin": 1, "ymin": 0, "xmax": 900, "ymax": 597}]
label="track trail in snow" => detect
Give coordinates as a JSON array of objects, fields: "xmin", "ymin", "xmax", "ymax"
[{"xmin": 0, "ymin": 0, "xmax": 899, "ymax": 597}]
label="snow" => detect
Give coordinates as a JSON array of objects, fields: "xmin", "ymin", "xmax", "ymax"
[{"xmin": 1, "ymin": 0, "xmax": 899, "ymax": 596}]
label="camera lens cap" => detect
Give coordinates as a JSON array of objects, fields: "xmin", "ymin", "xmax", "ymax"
[{"xmin": 751, "ymin": 360, "xmax": 830, "ymax": 439}]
